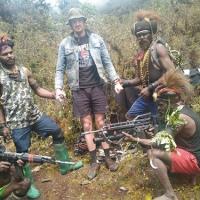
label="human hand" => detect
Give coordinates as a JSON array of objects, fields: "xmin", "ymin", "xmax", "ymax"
[
  {"xmin": 10, "ymin": 162, "xmax": 25, "ymax": 182},
  {"xmin": 122, "ymin": 131, "xmax": 137, "ymax": 142},
  {"xmin": 2, "ymin": 127, "xmax": 11, "ymax": 141},
  {"xmin": 0, "ymin": 161, "xmax": 11, "ymax": 172},
  {"xmin": 50, "ymin": 91, "xmax": 56, "ymax": 99},
  {"xmin": 114, "ymin": 82, "xmax": 124, "ymax": 94},
  {"xmin": 55, "ymin": 89, "xmax": 66, "ymax": 103},
  {"xmin": 16, "ymin": 159, "xmax": 24, "ymax": 167},
  {"xmin": 120, "ymin": 79, "xmax": 130, "ymax": 88},
  {"xmin": 11, "ymin": 178, "xmax": 31, "ymax": 191},
  {"xmin": 139, "ymin": 87, "xmax": 150, "ymax": 97}
]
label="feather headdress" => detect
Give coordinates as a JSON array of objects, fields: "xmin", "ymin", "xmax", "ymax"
[
  {"xmin": 157, "ymin": 69, "xmax": 194, "ymax": 102},
  {"xmin": 132, "ymin": 10, "xmax": 160, "ymax": 35},
  {"xmin": 135, "ymin": 10, "xmax": 160, "ymax": 21}
]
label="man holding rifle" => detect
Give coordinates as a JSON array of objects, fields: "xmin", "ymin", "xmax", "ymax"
[
  {"xmin": 0, "ymin": 160, "xmax": 30, "ymax": 200},
  {"xmin": 122, "ymin": 10, "xmax": 176, "ymax": 125},
  {"xmin": 123, "ymin": 70, "xmax": 199, "ymax": 200},
  {"xmin": 0, "ymin": 34, "xmax": 83, "ymax": 199}
]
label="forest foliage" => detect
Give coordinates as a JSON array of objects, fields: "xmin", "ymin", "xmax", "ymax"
[{"xmin": 0, "ymin": 0, "xmax": 200, "ymax": 143}]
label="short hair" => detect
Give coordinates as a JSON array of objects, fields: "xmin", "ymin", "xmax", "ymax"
[{"xmin": 0, "ymin": 34, "xmax": 14, "ymax": 52}]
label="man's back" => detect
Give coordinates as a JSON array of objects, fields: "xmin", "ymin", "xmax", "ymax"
[{"xmin": 175, "ymin": 106, "xmax": 200, "ymax": 162}]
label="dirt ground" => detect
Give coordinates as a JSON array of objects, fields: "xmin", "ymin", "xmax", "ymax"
[{"xmin": 29, "ymin": 149, "xmax": 200, "ymax": 200}]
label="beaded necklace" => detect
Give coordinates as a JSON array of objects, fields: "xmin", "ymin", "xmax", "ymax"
[{"xmin": 139, "ymin": 49, "xmax": 150, "ymax": 88}]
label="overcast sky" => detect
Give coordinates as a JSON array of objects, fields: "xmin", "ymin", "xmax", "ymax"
[{"xmin": 45, "ymin": 0, "xmax": 109, "ymax": 7}]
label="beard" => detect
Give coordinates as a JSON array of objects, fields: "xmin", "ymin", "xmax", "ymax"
[
  {"xmin": 139, "ymin": 40, "xmax": 151, "ymax": 50},
  {"xmin": 1, "ymin": 57, "xmax": 15, "ymax": 69}
]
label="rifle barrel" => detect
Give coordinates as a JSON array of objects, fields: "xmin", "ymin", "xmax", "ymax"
[
  {"xmin": 0, "ymin": 151, "xmax": 76, "ymax": 165},
  {"xmin": 81, "ymin": 113, "xmax": 152, "ymax": 136},
  {"xmin": 94, "ymin": 133, "xmax": 125, "ymax": 143},
  {"xmin": 55, "ymin": 160, "xmax": 75, "ymax": 165}
]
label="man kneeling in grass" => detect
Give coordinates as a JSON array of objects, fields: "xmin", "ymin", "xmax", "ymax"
[{"xmin": 123, "ymin": 70, "xmax": 200, "ymax": 200}]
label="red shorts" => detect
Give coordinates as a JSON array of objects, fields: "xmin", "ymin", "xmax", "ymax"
[{"xmin": 170, "ymin": 148, "xmax": 200, "ymax": 175}]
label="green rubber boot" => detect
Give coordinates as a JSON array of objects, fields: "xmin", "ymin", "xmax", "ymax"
[
  {"xmin": 54, "ymin": 143, "xmax": 83, "ymax": 175},
  {"xmin": 23, "ymin": 164, "xmax": 41, "ymax": 199}
]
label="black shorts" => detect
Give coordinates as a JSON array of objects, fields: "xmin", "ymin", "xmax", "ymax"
[{"xmin": 72, "ymin": 85, "xmax": 107, "ymax": 118}]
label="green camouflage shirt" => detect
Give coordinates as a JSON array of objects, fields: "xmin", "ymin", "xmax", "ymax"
[{"xmin": 0, "ymin": 65, "xmax": 42, "ymax": 129}]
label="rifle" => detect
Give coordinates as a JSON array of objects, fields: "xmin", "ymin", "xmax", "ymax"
[
  {"xmin": 81, "ymin": 113, "xmax": 153, "ymax": 144},
  {"xmin": 0, "ymin": 145, "xmax": 75, "ymax": 165},
  {"xmin": 0, "ymin": 144, "xmax": 76, "ymax": 182}
]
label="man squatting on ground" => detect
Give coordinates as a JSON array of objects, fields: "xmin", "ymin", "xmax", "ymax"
[
  {"xmin": 55, "ymin": 8, "xmax": 123, "ymax": 180},
  {"xmin": 124, "ymin": 70, "xmax": 200, "ymax": 200},
  {"xmin": 0, "ymin": 34, "xmax": 83, "ymax": 199},
  {"xmin": 0, "ymin": 160, "xmax": 30, "ymax": 200},
  {"xmin": 122, "ymin": 10, "xmax": 175, "ymax": 124}
]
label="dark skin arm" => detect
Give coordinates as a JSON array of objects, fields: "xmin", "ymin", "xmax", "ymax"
[
  {"xmin": 122, "ymin": 76, "xmax": 141, "ymax": 87},
  {"xmin": 0, "ymin": 85, "xmax": 5, "ymax": 124},
  {"xmin": 0, "ymin": 162, "xmax": 11, "ymax": 187},
  {"xmin": 24, "ymin": 67, "xmax": 55, "ymax": 99},
  {"xmin": 123, "ymin": 110, "xmax": 190, "ymax": 147},
  {"xmin": 156, "ymin": 43, "xmax": 176, "ymax": 74},
  {"xmin": 0, "ymin": 106, "xmax": 9, "ymax": 139},
  {"xmin": 176, "ymin": 113, "xmax": 194, "ymax": 137},
  {"xmin": 0, "ymin": 106, "xmax": 5, "ymax": 124},
  {"xmin": 0, "ymin": 85, "xmax": 9, "ymax": 140},
  {"xmin": 0, "ymin": 161, "xmax": 30, "ymax": 199},
  {"xmin": 140, "ymin": 43, "xmax": 176, "ymax": 97},
  {"xmin": 122, "ymin": 131, "xmax": 152, "ymax": 146},
  {"xmin": 121, "ymin": 62, "xmax": 141, "ymax": 87}
]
